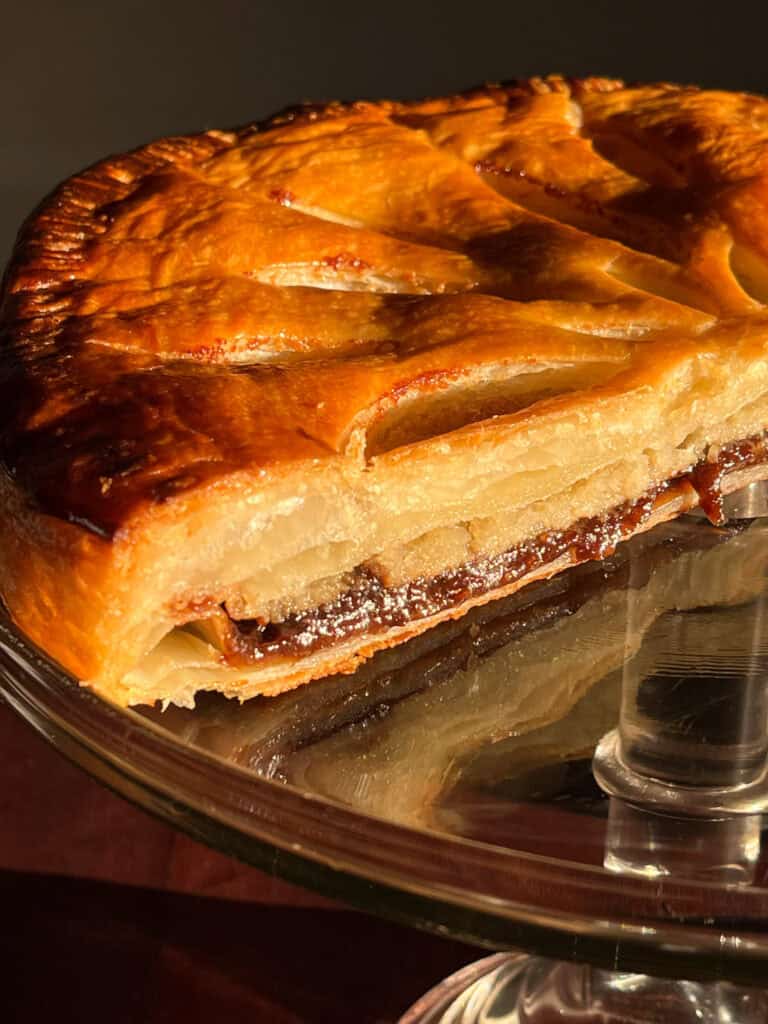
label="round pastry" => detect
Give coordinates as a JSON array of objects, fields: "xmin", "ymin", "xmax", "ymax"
[{"xmin": 1, "ymin": 75, "xmax": 767, "ymax": 707}]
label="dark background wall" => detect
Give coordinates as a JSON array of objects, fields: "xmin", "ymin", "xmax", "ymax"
[{"xmin": 3, "ymin": 0, "xmax": 768, "ymax": 266}]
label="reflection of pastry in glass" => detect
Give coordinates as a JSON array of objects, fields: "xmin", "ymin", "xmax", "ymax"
[
  {"xmin": 3, "ymin": 80, "xmax": 768, "ymax": 708},
  {"xmin": 148, "ymin": 519, "xmax": 768, "ymax": 833}
]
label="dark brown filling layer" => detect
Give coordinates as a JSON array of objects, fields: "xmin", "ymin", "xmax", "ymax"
[
  {"xmin": 236, "ymin": 518, "xmax": 738, "ymax": 773},
  {"xmin": 205, "ymin": 433, "xmax": 768, "ymax": 666}
]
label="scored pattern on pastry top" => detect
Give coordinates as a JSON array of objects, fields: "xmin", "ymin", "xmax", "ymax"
[{"xmin": 3, "ymin": 76, "xmax": 768, "ymax": 535}]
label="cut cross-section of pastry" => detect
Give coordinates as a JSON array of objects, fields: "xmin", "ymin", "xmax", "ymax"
[{"xmin": 1, "ymin": 75, "xmax": 768, "ymax": 707}]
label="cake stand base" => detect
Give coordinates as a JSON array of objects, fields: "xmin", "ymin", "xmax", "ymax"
[{"xmin": 398, "ymin": 953, "xmax": 768, "ymax": 1023}]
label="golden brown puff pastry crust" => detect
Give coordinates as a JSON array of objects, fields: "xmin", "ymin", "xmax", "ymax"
[{"xmin": 2, "ymin": 76, "xmax": 768, "ymax": 706}]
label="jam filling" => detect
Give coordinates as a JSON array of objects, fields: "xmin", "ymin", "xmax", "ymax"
[
  {"xmin": 209, "ymin": 433, "xmax": 768, "ymax": 666},
  {"xmin": 235, "ymin": 520, "xmax": 735, "ymax": 773}
]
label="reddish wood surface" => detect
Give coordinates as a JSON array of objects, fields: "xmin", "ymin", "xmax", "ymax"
[{"xmin": 0, "ymin": 698, "xmax": 477, "ymax": 1022}]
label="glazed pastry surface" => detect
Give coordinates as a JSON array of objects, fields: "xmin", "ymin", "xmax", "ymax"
[{"xmin": 2, "ymin": 76, "xmax": 768, "ymax": 706}]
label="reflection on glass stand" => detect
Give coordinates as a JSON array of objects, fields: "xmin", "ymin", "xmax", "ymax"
[{"xmin": 399, "ymin": 482, "xmax": 768, "ymax": 1023}]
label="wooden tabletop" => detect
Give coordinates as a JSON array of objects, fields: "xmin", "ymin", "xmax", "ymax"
[{"xmin": 0, "ymin": 697, "xmax": 478, "ymax": 1023}]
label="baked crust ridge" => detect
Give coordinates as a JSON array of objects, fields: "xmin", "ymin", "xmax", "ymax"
[{"xmin": 2, "ymin": 76, "xmax": 768, "ymax": 705}]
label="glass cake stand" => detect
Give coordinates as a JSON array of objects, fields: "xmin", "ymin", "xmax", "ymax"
[{"xmin": 3, "ymin": 482, "xmax": 768, "ymax": 1022}]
